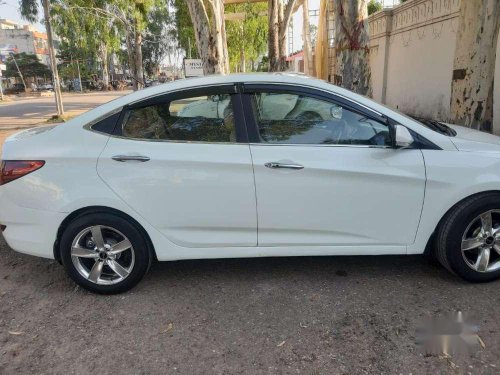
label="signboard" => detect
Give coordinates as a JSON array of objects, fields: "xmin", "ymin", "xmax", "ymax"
[
  {"xmin": 0, "ymin": 44, "xmax": 18, "ymax": 63},
  {"xmin": 184, "ymin": 59, "xmax": 203, "ymax": 78}
]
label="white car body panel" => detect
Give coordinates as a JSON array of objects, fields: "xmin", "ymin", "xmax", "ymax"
[
  {"xmin": 98, "ymin": 139, "xmax": 258, "ymax": 248},
  {"xmin": 250, "ymin": 145, "xmax": 426, "ymax": 246},
  {"xmin": 1, "ymin": 73, "xmax": 500, "ymax": 262}
]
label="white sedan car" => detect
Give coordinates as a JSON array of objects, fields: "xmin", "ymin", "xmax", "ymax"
[{"xmin": 1, "ymin": 73, "xmax": 500, "ymax": 293}]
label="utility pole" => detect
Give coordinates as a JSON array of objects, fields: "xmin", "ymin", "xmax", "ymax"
[{"xmin": 42, "ymin": 0, "xmax": 64, "ymax": 116}]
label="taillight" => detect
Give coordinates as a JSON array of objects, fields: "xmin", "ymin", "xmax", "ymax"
[{"xmin": 0, "ymin": 160, "xmax": 45, "ymax": 186}]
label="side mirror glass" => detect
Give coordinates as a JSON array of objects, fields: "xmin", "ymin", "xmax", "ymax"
[
  {"xmin": 394, "ymin": 124, "xmax": 414, "ymax": 148},
  {"xmin": 330, "ymin": 105, "xmax": 342, "ymax": 119}
]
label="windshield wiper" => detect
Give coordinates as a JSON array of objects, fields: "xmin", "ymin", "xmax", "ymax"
[{"xmin": 411, "ymin": 116, "xmax": 457, "ymax": 137}]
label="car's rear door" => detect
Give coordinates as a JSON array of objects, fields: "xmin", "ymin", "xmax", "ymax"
[
  {"xmin": 243, "ymin": 84, "xmax": 426, "ymax": 250},
  {"xmin": 97, "ymin": 85, "xmax": 257, "ymax": 248}
]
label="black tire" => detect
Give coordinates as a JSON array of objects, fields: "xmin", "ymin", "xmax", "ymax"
[
  {"xmin": 435, "ymin": 193, "xmax": 500, "ymax": 282},
  {"xmin": 60, "ymin": 212, "xmax": 152, "ymax": 294}
]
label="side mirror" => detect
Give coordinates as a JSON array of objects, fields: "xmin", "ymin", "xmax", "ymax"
[
  {"xmin": 330, "ymin": 105, "xmax": 342, "ymax": 119},
  {"xmin": 394, "ymin": 124, "xmax": 414, "ymax": 148}
]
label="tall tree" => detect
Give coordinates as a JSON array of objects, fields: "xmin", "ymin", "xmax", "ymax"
[
  {"xmin": 332, "ymin": 0, "xmax": 372, "ymax": 96},
  {"xmin": 268, "ymin": 0, "xmax": 297, "ymax": 71},
  {"xmin": 5, "ymin": 53, "xmax": 51, "ymax": 79},
  {"xmin": 20, "ymin": 0, "xmax": 64, "ymax": 115},
  {"xmin": 171, "ymin": 0, "xmax": 197, "ymax": 59},
  {"xmin": 449, "ymin": 0, "xmax": 499, "ymax": 131},
  {"xmin": 142, "ymin": 5, "xmax": 173, "ymax": 77},
  {"xmin": 185, "ymin": 0, "xmax": 229, "ymax": 74},
  {"xmin": 225, "ymin": 2, "xmax": 268, "ymax": 72},
  {"xmin": 51, "ymin": 0, "xmax": 121, "ymax": 90}
]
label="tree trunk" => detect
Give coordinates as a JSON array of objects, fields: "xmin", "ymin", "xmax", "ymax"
[
  {"xmin": 333, "ymin": 0, "xmax": 372, "ymax": 96},
  {"xmin": 450, "ymin": 0, "xmax": 499, "ymax": 131},
  {"xmin": 240, "ymin": 48, "xmax": 246, "ymax": 72},
  {"xmin": 268, "ymin": 0, "xmax": 280, "ymax": 71},
  {"xmin": 186, "ymin": 0, "xmax": 229, "ymax": 75},
  {"xmin": 100, "ymin": 43, "xmax": 109, "ymax": 89},
  {"xmin": 42, "ymin": 0, "xmax": 64, "ymax": 116},
  {"xmin": 134, "ymin": 28, "xmax": 144, "ymax": 90},
  {"xmin": 269, "ymin": 0, "xmax": 298, "ymax": 72},
  {"xmin": 209, "ymin": 0, "xmax": 230, "ymax": 74},
  {"xmin": 302, "ymin": 0, "xmax": 313, "ymax": 75},
  {"xmin": 125, "ymin": 30, "xmax": 137, "ymax": 91}
]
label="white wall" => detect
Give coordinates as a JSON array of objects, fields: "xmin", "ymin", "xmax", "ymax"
[
  {"xmin": 367, "ymin": 0, "xmax": 499, "ymax": 132},
  {"xmin": 384, "ymin": 18, "xmax": 456, "ymax": 120}
]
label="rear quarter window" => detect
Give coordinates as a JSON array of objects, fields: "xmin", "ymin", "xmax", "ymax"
[{"xmin": 90, "ymin": 112, "xmax": 121, "ymax": 134}]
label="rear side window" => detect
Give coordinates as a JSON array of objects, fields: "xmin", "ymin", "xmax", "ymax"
[
  {"xmin": 121, "ymin": 94, "xmax": 236, "ymax": 143},
  {"xmin": 90, "ymin": 111, "xmax": 121, "ymax": 134},
  {"xmin": 250, "ymin": 92, "xmax": 390, "ymax": 146}
]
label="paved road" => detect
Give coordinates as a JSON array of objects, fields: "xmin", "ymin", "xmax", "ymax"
[
  {"xmin": 0, "ymin": 235, "xmax": 499, "ymax": 374},
  {"xmin": 0, "ymin": 91, "xmax": 131, "ymax": 128}
]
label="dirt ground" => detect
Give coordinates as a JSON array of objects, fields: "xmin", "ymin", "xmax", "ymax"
[{"xmin": 0, "ymin": 234, "xmax": 499, "ymax": 374}]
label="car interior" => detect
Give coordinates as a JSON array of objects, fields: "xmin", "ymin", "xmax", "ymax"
[{"xmin": 121, "ymin": 95, "xmax": 236, "ymax": 142}]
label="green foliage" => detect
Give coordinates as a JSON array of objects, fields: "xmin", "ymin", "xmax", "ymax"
[
  {"xmin": 225, "ymin": 2, "xmax": 268, "ymax": 72},
  {"xmin": 56, "ymin": 41, "xmax": 95, "ymax": 80},
  {"xmin": 171, "ymin": 0, "xmax": 197, "ymax": 59},
  {"xmin": 51, "ymin": 1, "xmax": 122, "ymax": 56},
  {"xmin": 367, "ymin": 0, "xmax": 383, "ymax": 15},
  {"xmin": 142, "ymin": 4, "xmax": 173, "ymax": 76},
  {"xmin": 19, "ymin": 0, "xmax": 40, "ymax": 24},
  {"xmin": 4, "ymin": 53, "xmax": 51, "ymax": 79}
]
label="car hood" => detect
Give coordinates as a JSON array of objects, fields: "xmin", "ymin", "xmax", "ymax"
[{"xmin": 446, "ymin": 124, "xmax": 500, "ymax": 153}]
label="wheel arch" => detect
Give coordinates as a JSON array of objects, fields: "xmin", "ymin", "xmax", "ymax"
[
  {"xmin": 53, "ymin": 206, "xmax": 157, "ymax": 264},
  {"xmin": 424, "ymin": 190, "xmax": 500, "ymax": 256}
]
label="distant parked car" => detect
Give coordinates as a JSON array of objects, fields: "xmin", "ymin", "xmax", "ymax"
[
  {"xmin": 38, "ymin": 83, "xmax": 54, "ymax": 91},
  {"xmin": 3, "ymin": 73, "xmax": 500, "ymax": 294}
]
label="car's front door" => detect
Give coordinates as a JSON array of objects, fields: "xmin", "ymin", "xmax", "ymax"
[
  {"xmin": 243, "ymin": 85, "xmax": 426, "ymax": 249},
  {"xmin": 97, "ymin": 85, "xmax": 257, "ymax": 248}
]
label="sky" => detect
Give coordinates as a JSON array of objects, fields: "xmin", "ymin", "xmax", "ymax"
[
  {"xmin": 291, "ymin": 0, "xmax": 321, "ymax": 54},
  {"xmin": 1, "ymin": 0, "xmax": 46, "ymax": 31}
]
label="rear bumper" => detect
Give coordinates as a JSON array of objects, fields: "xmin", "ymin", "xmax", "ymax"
[{"xmin": 0, "ymin": 192, "xmax": 65, "ymax": 259}]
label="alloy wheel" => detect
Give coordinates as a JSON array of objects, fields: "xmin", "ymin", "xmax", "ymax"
[
  {"xmin": 461, "ymin": 210, "xmax": 500, "ymax": 273},
  {"xmin": 70, "ymin": 225, "xmax": 135, "ymax": 285}
]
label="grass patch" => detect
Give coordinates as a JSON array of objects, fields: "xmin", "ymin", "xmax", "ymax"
[{"xmin": 46, "ymin": 114, "xmax": 76, "ymax": 123}]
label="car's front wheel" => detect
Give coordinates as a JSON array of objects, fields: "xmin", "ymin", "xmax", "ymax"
[
  {"xmin": 436, "ymin": 193, "xmax": 500, "ymax": 282},
  {"xmin": 60, "ymin": 213, "xmax": 152, "ymax": 294}
]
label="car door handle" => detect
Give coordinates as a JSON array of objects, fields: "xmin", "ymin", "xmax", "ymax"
[
  {"xmin": 265, "ymin": 162, "xmax": 304, "ymax": 170},
  {"xmin": 112, "ymin": 155, "xmax": 150, "ymax": 162}
]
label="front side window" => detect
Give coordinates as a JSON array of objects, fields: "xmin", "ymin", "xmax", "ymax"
[
  {"xmin": 122, "ymin": 94, "xmax": 236, "ymax": 142},
  {"xmin": 250, "ymin": 92, "xmax": 390, "ymax": 146}
]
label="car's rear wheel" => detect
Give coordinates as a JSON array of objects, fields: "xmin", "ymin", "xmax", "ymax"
[
  {"xmin": 436, "ymin": 193, "xmax": 500, "ymax": 282},
  {"xmin": 60, "ymin": 213, "xmax": 151, "ymax": 294}
]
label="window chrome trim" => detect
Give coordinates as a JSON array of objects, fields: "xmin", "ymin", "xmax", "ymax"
[
  {"xmin": 243, "ymin": 82, "xmax": 384, "ymax": 118},
  {"xmin": 248, "ymin": 143, "xmax": 392, "ymax": 149},
  {"xmin": 100, "ymin": 133, "xmax": 244, "ymax": 145}
]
